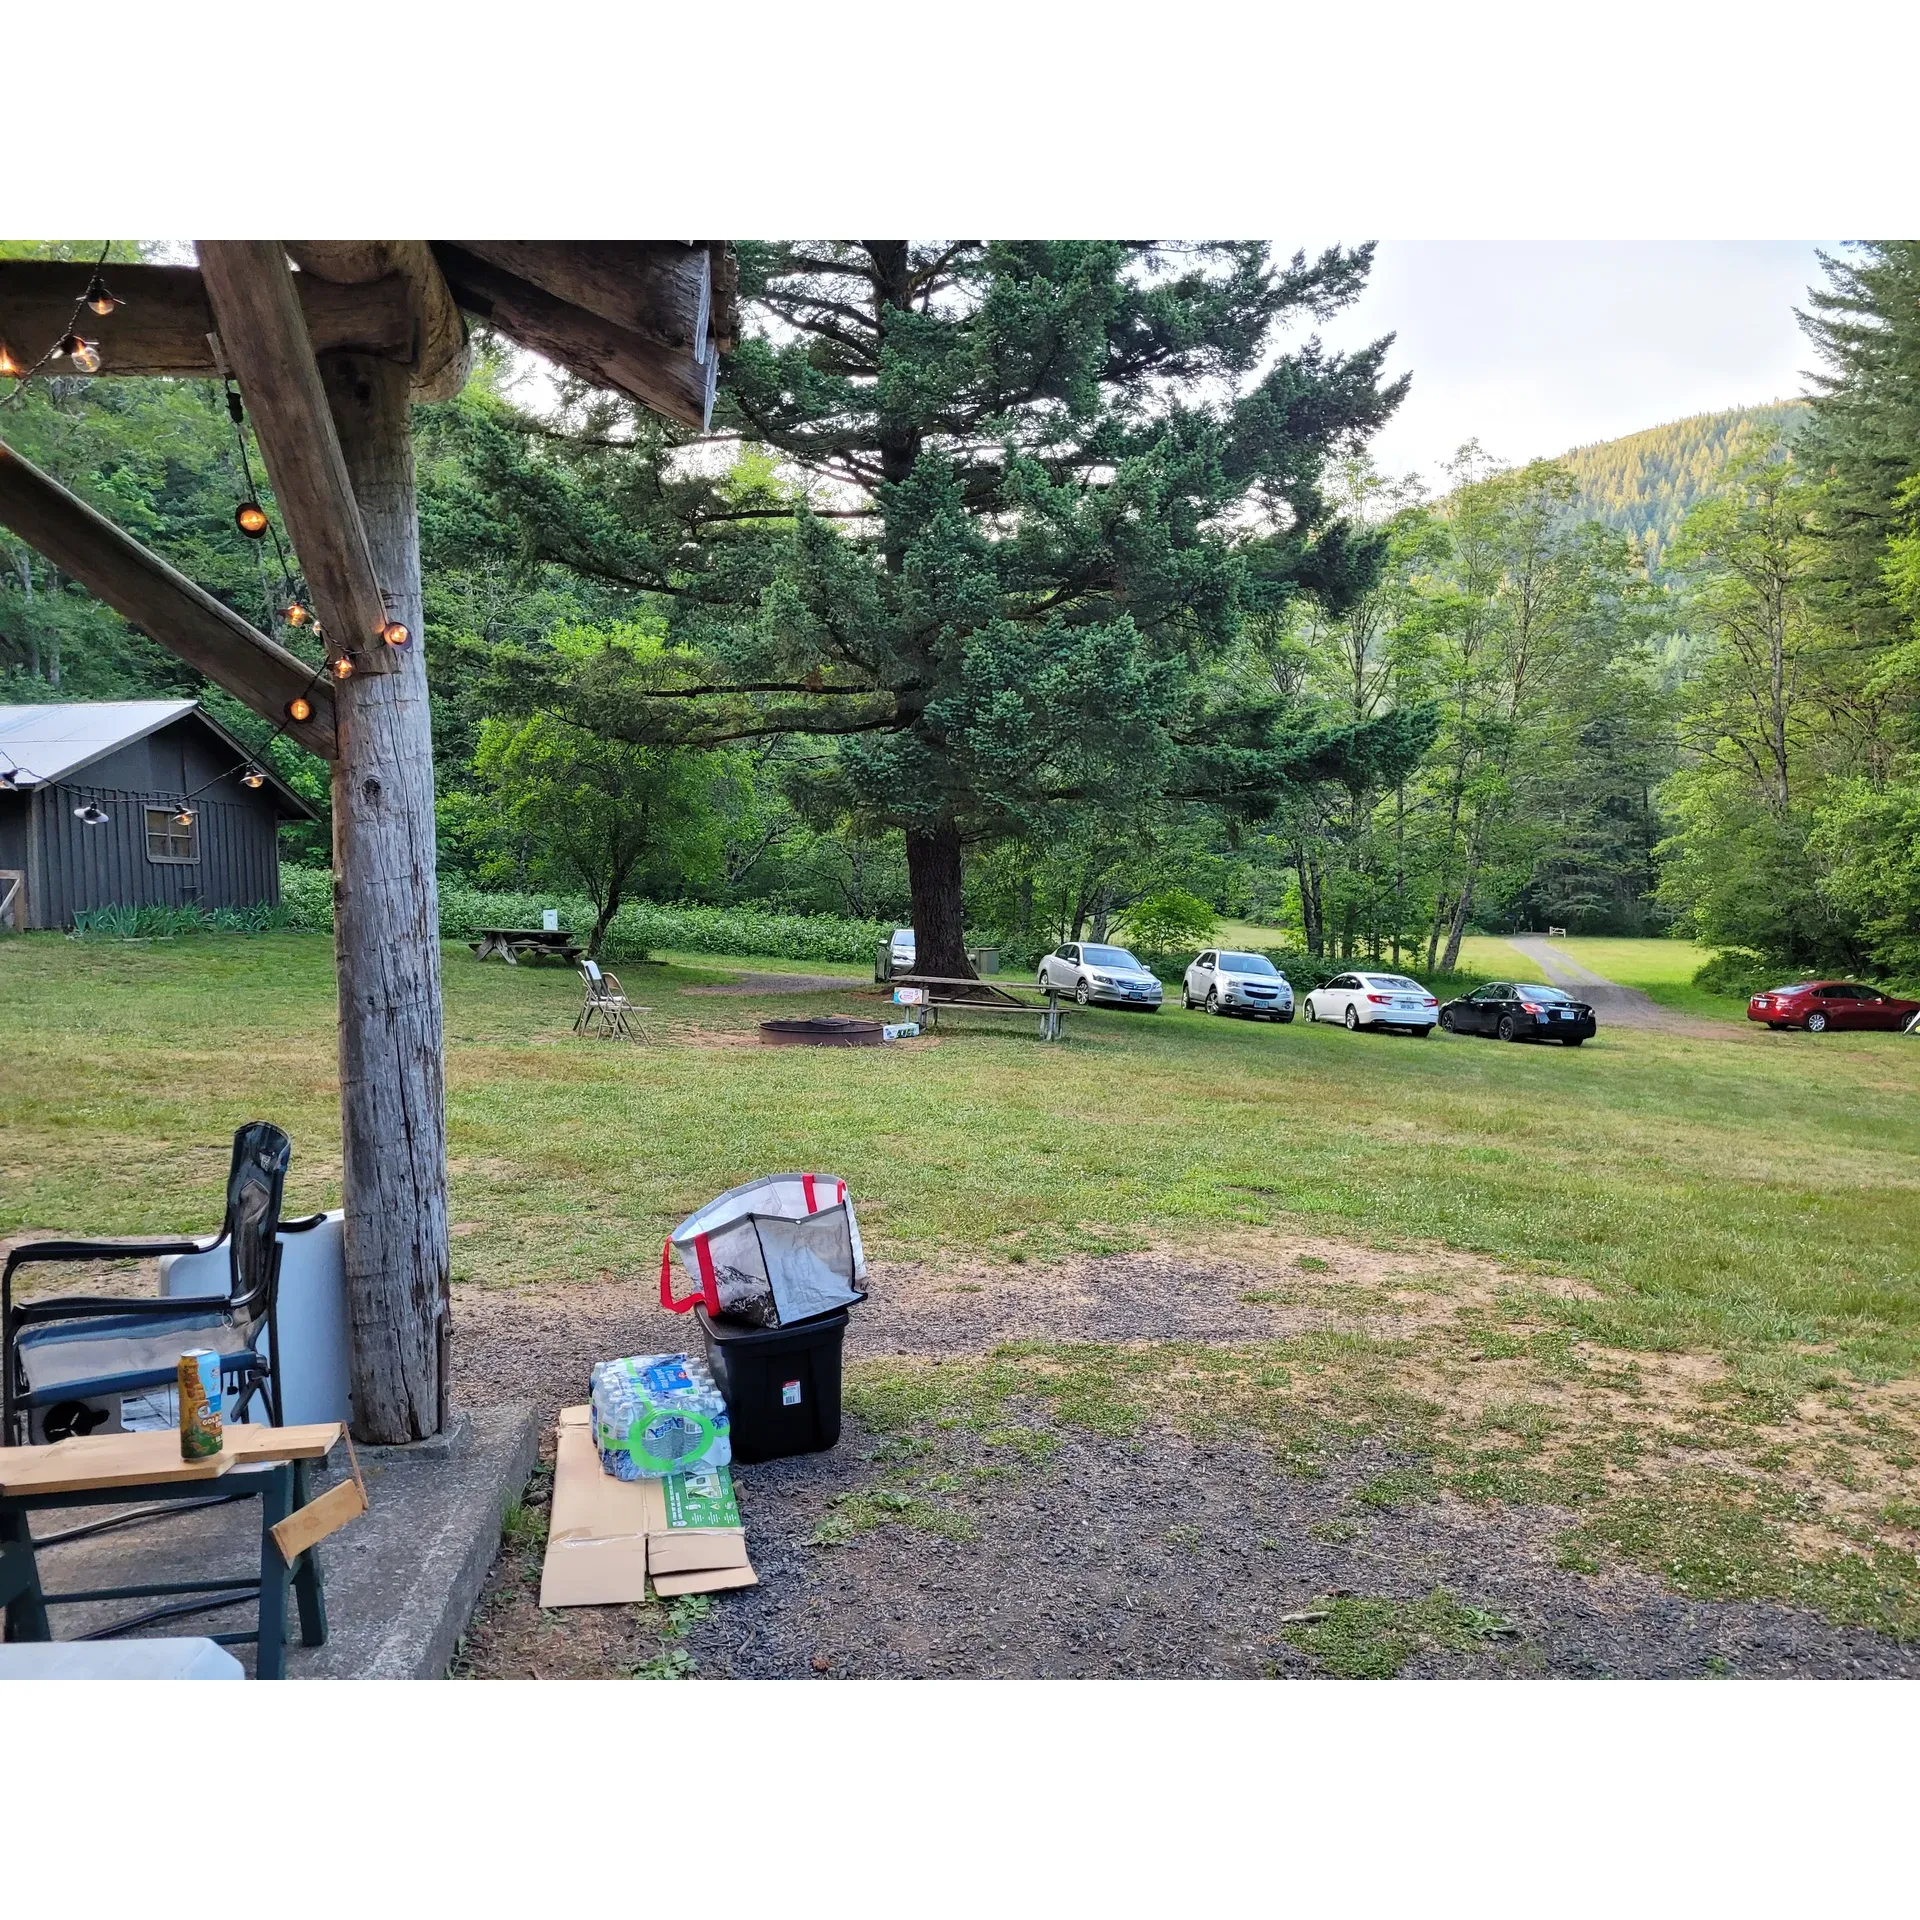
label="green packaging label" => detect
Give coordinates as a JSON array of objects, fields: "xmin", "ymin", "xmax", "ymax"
[{"xmin": 662, "ymin": 1464, "xmax": 740, "ymax": 1530}]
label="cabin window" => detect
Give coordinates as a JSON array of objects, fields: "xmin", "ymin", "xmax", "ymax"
[{"xmin": 145, "ymin": 806, "xmax": 198, "ymax": 864}]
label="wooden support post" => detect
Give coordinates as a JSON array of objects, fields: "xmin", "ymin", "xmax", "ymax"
[
  {"xmin": 320, "ymin": 352, "xmax": 451, "ymax": 1442},
  {"xmin": 0, "ymin": 435, "xmax": 337, "ymax": 756}
]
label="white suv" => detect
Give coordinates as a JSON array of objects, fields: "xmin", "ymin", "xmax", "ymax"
[{"xmin": 1182, "ymin": 950, "xmax": 1294, "ymax": 1021}]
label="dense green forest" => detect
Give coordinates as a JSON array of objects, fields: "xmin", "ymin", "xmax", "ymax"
[
  {"xmin": 5, "ymin": 240, "xmax": 1920, "ymax": 981},
  {"xmin": 1558, "ymin": 402, "xmax": 1807, "ymax": 573}
]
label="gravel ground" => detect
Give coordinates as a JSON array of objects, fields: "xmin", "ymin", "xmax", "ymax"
[{"xmin": 452, "ymin": 1243, "xmax": 1920, "ymax": 1680}]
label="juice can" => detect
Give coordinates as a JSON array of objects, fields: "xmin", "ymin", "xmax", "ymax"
[{"xmin": 177, "ymin": 1348, "xmax": 223, "ymax": 1460}]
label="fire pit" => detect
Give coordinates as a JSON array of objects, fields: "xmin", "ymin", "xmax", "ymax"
[{"xmin": 758, "ymin": 1014, "xmax": 887, "ymax": 1048}]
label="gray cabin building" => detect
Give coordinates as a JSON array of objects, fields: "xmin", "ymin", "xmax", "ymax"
[{"xmin": 0, "ymin": 700, "xmax": 314, "ymax": 930}]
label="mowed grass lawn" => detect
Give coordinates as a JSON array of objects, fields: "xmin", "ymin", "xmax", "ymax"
[{"xmin": 2, "ymin": 930, "xmax": 1916, "ymax": 1377}]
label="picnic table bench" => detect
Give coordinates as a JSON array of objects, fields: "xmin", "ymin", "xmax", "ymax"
[
  {"xmin": 471, "ymin": 926, "xmax": 586, "ymax": 966},
  {"xmin": 893, "ymin": 974, "xmax": 1069, "ymax": 1041}
]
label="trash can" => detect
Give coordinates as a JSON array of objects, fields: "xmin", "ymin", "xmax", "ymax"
[{"xmin": 695, "ymin": 1306, "xmax": 849, "ymax": 1464}]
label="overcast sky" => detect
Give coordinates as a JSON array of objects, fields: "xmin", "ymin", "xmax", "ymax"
[{"xmin": 1307, "ymin": 241, "xmax": 1836, "ymax": 489}]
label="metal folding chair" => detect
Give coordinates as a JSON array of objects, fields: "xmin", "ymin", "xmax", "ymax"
[
  {"xmin": 574, "ymin": 961, "xmax": 653, "ymax": 1041},
  {"xmin": 3, "ymin": 1121, "xmax": 307, "ymax": 1447}
]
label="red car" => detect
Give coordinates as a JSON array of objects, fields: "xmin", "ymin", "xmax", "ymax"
[{"xmin": 1747, "ymin": 980, "xmax": 1920, "ymax": 1033}]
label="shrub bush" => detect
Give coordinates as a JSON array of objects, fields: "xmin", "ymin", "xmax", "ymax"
[{"xmin": 1693, "ymin": 949, "xmax": 1812, "ymax": 999}]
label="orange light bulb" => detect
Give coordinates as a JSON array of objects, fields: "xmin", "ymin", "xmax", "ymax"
[
  {"xmin": 380, "ymin": 620, "xmax": 409, "ymax": 648},
  {"xmin": 241, "ymin": 768, "xmax": 266, "ymax": 789},
  {"xmin": 235, "ymin": 502, "xmax": 269, "ymax": 538},
  {"xmin": 0, "ymin": 341, "xmax": 24, "ymax": 379},
  {"xmin": 286, "ymin": 696, "xmax": 313, "ymax": 723},
  {"xmin": 284, "ymin": 602, "xmax": 310, "ymax": 627},
  {"xmin": 330, "ymin": 655, "xmax": 354, "ymax": 681}
]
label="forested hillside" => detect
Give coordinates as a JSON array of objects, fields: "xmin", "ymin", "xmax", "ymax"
[{"xmin": 1559, "ymin": 403, "xmax": 1807, "ymax": 571}]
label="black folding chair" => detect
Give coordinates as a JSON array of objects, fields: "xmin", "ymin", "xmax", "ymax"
[{"xmin": 3, "ymin": 1121, "xmax": 309, "ymax": 1448}]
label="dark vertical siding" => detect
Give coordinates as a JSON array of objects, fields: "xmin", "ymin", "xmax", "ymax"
[{"xmin": 19, "ymin": 716, "xmax": 296, "ymax": 928}]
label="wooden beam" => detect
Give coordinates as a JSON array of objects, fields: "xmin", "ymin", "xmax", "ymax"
[
  {"xmin": 432, "ymin": 245, "xmax": 718, "ymax": 429},
  {"xmin": 455, "ymin": 242, "xmax": 710, "ymax": 361},
  {"xmin": 0, "ymin": 261, "xmax": 414, "ymax": 379},
  {"xmin": 196, "ymin": 242, "xmax": 400, "ymax": 676},
  {"xmin": 0, "ymin": 434, "xmax": 337, "ymax": 756},
  {"xmin": 288, "ymin": 243, "xmax": 471, "ymax": 402}
]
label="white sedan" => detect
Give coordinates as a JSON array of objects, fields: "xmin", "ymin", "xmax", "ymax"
[
  {"xmin": 1182, "ymin": 949, "xmax": 1294, "ymax": 1021},
  {"xmin": 1301, "ymin": 970, "xmax": 1439, "ymax": 1035},
  {"xmin": 1037, "ymin": 942, "xmax": 1164, "ymax": 1009}
]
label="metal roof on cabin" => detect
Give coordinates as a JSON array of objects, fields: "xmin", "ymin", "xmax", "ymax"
[{"xmin": 0, "ymin": 700, "xmax": 315, "ymax": 818}]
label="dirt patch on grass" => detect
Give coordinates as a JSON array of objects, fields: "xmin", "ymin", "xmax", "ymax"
[{"xmin": 453, "ymin": 1226, "xmax": 1920, "ymax": 1677}]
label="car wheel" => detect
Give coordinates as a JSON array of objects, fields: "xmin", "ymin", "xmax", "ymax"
[
  {"xmin": 1343, "ymin": 1005, "xmax": 1359, "ymax": 1031},
  {"xmin": 1303, "ymin": 1000, "xmax": 1317, "ymax": 1023},
  {"xmin": 1497, "ymin": 1014, "xmax": 1522, "ymax": 1042},
  {"xmin": 1806, "ymin": 1011, "xmax": 1828, "ymax": 1033},
  {"xmin": 1075, "ymin": 981, "xmax": 1091, "ymax": 1007},
  {"xmin": 1413, "ymin": 1024, "xmax": 1432, "ymax": 1038},
  {"xmin": 1562, "ymin": 1036, "xmax": 1585, "ymax": 1047},
  {"xmin": 1439, "ymin": 1009, "xmax": 1455, "ymax": 1032},
  {"xmin": 1206, "ymin": 988, "xmax": 1223, "ymax": 1015},
  {"xmin": 1279, "ymin": 1011, "xmax": 1294, "ymax": 1024}
]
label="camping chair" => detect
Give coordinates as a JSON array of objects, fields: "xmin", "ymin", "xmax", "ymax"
[
  {"xmin": 3, "ymin": 1122, "xmax": 303, "ymax": 1448},
  {"xmin": 575, "ymin": 960, "xmax": 653, "ymax": 1041}
]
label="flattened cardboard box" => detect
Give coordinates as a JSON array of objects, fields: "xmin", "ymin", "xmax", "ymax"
[{"xmin": 539, "ymin": 1406, "xmax": 755, "ymax": 1607}]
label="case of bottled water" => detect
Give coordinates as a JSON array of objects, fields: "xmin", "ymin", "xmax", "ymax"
[{"xmin": 590, "ymin": 1352, "xmax": 732, "ymax": 1480}]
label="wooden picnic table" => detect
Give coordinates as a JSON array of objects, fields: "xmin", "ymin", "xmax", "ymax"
[
  {"xmin": 893, "ymin": 974, "xmax": 1069, "ymax": 1041},
  {"xmin": 471, "ymin": 926, "xmax": 586, "ymax": 966},
  {"xmin": 0, "ymin": 1422, "xmax": 342, "ymax": 1679}
]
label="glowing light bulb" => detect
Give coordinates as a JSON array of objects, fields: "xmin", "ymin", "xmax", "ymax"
[
  {"xmin": 235, "ymin": 502, "xmax": 269, "ymax": 538},
  {"xmin": 380, "ymin": 620, "xmax": 409, "ymax": 648},
  {"xmin": 286, "ymin": 696, "xmax": 313, "ymax": 723},
  {"xmin": 284, "ymin": 602, "xmax": 310, "ymax": 627},
  {"xmin": 241, "ymin": 768, "xmax": 266, "ymax": 789},
  {"xmin": 0, "ymin": 341, "xmax": 24, "ymax": 379},
  {"xmin": 84, "ymin": 274, "xmax": 121, "ymax": 318},
  {"xmin": 173, "ymin": 806, "xmax": 195, "ymax": 828},
  {"xmin": 60, "ymin": 334, "xmax": 102, "ymax": 374},
  {"xmin": 330, "ymin": 655, "xmax": 354, "ymax": 681}
]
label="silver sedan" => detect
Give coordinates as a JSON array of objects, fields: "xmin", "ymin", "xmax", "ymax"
[{"xmin": 1037, "ymin": 942, "xmax": 1164, "ymax": 1009}]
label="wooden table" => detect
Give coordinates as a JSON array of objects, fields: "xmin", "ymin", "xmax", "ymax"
[
  {"xmin": 0, "ymin": 1423, "xmax": 341, "ymax": 1679},
  {"xmin": 893, "ymin": 974, "xmax": 1069, "ymax": 1041},
  {"xmin": 471, "ymin": 927, "xmax": 586, "ymax": 966}
]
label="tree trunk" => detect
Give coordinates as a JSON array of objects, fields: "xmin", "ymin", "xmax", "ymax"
[
  {"xmin": 321, "ymin": 352, "xmax": 451, "ymax": 1443},
  {"xmin": 905, "ymin": 819, "xmax": 972, "ymax": 978},
  {"xmin": 1440, "ymin": 852, "xmax": 1480, "ymax": 973}
]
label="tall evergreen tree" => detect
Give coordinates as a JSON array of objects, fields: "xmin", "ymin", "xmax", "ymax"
[{"xmin": 604, "ymin": 241, "xmax": 1420, "ymax": 975}]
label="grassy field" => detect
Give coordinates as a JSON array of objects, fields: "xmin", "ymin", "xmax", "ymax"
[{"xmin": 6, "ymin": 928, "xmax": 1919, "ymax": 1639}]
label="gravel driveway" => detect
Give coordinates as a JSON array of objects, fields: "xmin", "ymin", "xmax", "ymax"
[{"xmin": 1506, "ymin": 936, "xmax": 1740, "ymax": 1039}]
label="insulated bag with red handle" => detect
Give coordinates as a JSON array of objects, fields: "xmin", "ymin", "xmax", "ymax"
[{"xmin": 659, "ymin": 1172, "xmax": 868, "ymax": 1329}]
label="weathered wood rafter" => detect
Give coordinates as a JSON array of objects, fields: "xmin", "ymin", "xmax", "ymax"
[
  {"xmin": 0, "ymin": 260, "xmax": 413, "ymax": 379},
  {"xmin": 432, "ymin": 244, "xmax": 720, "ymax": 429},
  {"xmin": 197, "ymin": 242, "xmax": 401, "ymax": 677},
  {"xmin": 287, "ymin": 242, "xmax": 471, "ymax": 402},
  {"xmin": 0, "ymin": 434, "xmax": 337, "ymax": 755}
]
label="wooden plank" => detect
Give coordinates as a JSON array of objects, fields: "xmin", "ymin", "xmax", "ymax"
[
  {"xmin": 196, "ymin": 242, "xmax": 400, "ymax": 677},
  {"xmin": 0, "ymin": 260, "xmax": 412, "ymax": 378},
  {"xmin": 287, "ymin": 242, "xmax": 471, "ymax": 402},
  {"xmin": 269, "ymin": 1472, "xmax": 366, "ymax": 1562},
  {"xmin": 0, "ymin": 434, "xmax": 338, "ymax": 755},
  {"xmin": 1, "ymin": 1421, "xmax": 340, "ymax": 1496},
  {"xmin": 320, "ymin": 350, "xmax": 452, "ymax": 1443},
  {"xmin": 456, "ymin": 242, "xmax": 709, "ymax": 360},
  {"xmin": 432, "ymin": 245, "xmax": 718, "ymax": 430}
]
